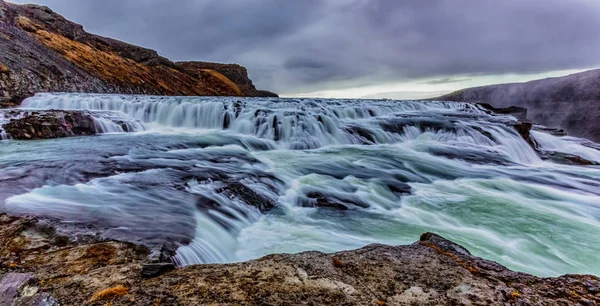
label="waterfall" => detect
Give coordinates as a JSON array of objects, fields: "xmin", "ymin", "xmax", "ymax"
[
  {"xmin": 3, "ymin": 92, "xmax": 599, "ymax": 277},
  {"xmin": 19, "ymin": 93, "xmax": 538, "ymax": 163}
]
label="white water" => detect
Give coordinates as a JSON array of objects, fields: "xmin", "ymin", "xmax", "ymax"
[{"xmin": 1, "ymin": 92, "xmax": 599, "ymax": 277}]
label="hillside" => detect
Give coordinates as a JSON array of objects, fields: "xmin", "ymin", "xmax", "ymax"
[
  {"xmin": 0, "ymin": 1, "xmax": 276, "ymax": 107},
  {"xmin": 435, "ymin": 69, "xmax": 600, "ymax": 142}
]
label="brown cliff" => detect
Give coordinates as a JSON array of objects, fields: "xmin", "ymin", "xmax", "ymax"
[
  {"xmin": 0, "ymin": 1, "xmax": 277, "ymax": 107},
  {"xmin": 435, "ymin": 69, "xmax": 600, "ymax": 142}
]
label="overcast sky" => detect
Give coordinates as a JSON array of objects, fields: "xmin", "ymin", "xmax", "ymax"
[{"xmin": 9, "ymin": 0, "xmax": 600, "ymax": 98}]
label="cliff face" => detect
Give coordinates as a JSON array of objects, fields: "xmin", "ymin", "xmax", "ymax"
[
  {"xmin": 177, "ymin": 61, "xmax": 279, "ymax": 98},
  {"xmin": 435, "ymin": 69, "xmax": 600, "ymax": 142},
  {"xmin": 0, "ymin": 1, "xmax": 276, "ymax": 106}
]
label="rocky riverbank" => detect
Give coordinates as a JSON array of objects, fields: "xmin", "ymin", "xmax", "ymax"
[
  {"xmin": 1, "ymin": 213, "xmax": 598, "ymax": 305},
  {"xmin": 0, "ymin": 109, "xmax": 145, "ymax": 140},
  {"xmin": 1, "ymin": 109, "xmax": 97, "ymax": 140},
  {"xmin": 0, "ymin": 2, "xmax": 276, "ymax": 107}
]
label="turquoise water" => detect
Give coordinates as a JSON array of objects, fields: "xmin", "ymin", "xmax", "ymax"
[{"xmin": 1, "ymin": 93, "xmax": 599, "ymax": 277}]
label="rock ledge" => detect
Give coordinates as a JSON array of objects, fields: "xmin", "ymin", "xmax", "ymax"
[{"xmin": 1, "ymin": 214, "xmax": 598, "ymax": 305}]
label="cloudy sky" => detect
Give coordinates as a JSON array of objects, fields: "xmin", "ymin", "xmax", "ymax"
[{"xmin": 9, "ymin": 0, "xmax": 600, "ymax": 98}]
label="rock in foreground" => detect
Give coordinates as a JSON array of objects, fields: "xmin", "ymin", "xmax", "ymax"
[{"xmin": 1, "ymin": 214, "xmax": 598, "ymax": 305}]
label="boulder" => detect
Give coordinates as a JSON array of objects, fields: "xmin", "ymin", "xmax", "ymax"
[
  {"xmin": 216, "ymin": 182, "xmax": 277, "ymax": 212},
  {"xmin": 540, "ymin": 151, "xmax": 599, "ymax": 166},
  {"xmin": 514, "ymin": 121, "xmax": 536, "ymax": 148},
  {"xmin": 2, "ymin": 110, "xmax": 97, "ymax": 140}
]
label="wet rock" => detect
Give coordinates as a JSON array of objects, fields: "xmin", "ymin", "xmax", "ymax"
[
  {"xmin": 477, "ymin": 103, "xmax": 529, "ymax": 121},
  {"xmin": 514, "ymin": 121, "xmax": 536, "ymax": 148},
  {"xmin": 540, "ymin": 151, "xmax": 599, "ymax": 166},
  {"xmin": 533, "ymin": 125, "xmax": 567, "ymax": 137},
  {"xmin": 428, "ymin": 146, "xmax": 512, "ymax": 165},
  {"xmin": 2, "ymin": 110, "xmax": 97, "ymax": 140},
  {"xmin": 305, "ymin": 191, "xmax": 370, "ymax": 210},
  {"xmin": 380, "ymin": 117, "xmax": 457, "ymax": 134},
  {"xmin": 383, "ymin": 180, "xmax": 413, "ymax": 195},
  {"xmin": 305, "ymin": 192, "xmax": 350, "ymax": 210},
  {"xmin": 472, "ymin": 126, "xmax": 498, "ymax": 143},
  {"xmin": 272, "ymin": 115, "xmax": 281, "ymax": 141},
  {"xmin": 216, "ymin": 182, "xmax": 277, "ymax": 212},
  {"xmin": 344, "ymin": 125, "xmax": 376, "ymax": 144},
  {"xmin": 222, "ymin": 112, "xmax": 231, "ymax": 129}
]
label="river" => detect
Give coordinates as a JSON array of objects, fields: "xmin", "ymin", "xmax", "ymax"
[{"xmin": 1, "ymin": 93, "xmax": 599, "ymax": 277}]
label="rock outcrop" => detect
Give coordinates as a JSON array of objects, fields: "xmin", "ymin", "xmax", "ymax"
[
  {"xmin": 1, "ymin": 110, "xmax": 97, "ymax": 139},
  {"xmin": 177, "ymin": 62, "xmax": 279, "ymax": 98},
  {"xmin": 0, "ymin": 2, "xmax": 276, "ymax": 107},
  {"xmin": 477, "ymin": 103, "xmax": 528, "ymax": 121},
  {"xmin": 435, "ymin": 69, "xmax": 600, "ymax": 142},
  {"xmin": 1, "ymin": 213, "xmax": 598, "ymax": 305}
]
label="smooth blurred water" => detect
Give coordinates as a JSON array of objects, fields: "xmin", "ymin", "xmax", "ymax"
[{"xmin": 1, "ymin": 92, "xmax": 599, "ymax": 276}]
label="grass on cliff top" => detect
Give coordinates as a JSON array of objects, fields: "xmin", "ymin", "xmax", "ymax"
[
  {"xmin": 35, "ymin": 29, "xmax": 151, "ymax": 86},
  {"xmin": 201, "ymin": 69, "xmax": 243, "ymax": 96}
]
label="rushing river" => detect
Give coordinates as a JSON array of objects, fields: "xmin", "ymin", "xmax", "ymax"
[{"xmin": 1, "ymin": 93, "xmax": 599, "ymax": 277}]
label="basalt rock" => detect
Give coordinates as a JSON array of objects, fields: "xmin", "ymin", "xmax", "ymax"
[
  {"xmin": 512, "ymin": 122, "xmax": 598, "ymax": 166},
  {"xmin": 2, "ymin": 110, "xmax": 97, "ymax": 139},
  {"xmin": 216, "ymin": 182, "xmax": 277, "ymax": 212},
  {"xmin": 477, "ymin": 103, "xmax": 529, "ymax": 121},
  {"xmin": 540, "ymin": 151, "xmax": 599, "ymax": 166},
  {"xmin": 533, "ymin": 125, "xmax": 568, "ymax": 137},
  {"xmin": 1, "ymin": 213, "xmax": 598, "ymax": 305},
  {"xmin": 0, "ymin": 2, "xmax": 276, "ymax": 105},
  {"xmin": 514, "ymin": 121, "xmax": 536, "ymax": 148},
  {"xmin": 304, "ymin": 190, "xmax": 370, "ymax": 210}
]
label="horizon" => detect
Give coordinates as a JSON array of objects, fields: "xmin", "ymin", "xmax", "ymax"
[{"xmin": 7, "ymin": 0, "xmax": 600, "ymax": 99}]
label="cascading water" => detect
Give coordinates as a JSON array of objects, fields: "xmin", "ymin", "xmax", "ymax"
[{"xmin": 1, "ymin": 92, "xmax": 599, "ymax": 277}]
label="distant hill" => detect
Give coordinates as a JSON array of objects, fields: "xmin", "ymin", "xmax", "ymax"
[
  {"xmin": 0, "ymin": 1, "xmax": 276, "ymax": 107},
  {"xmin": 435, "ymin": 69, "xmax": 600, "ymax": 142}
]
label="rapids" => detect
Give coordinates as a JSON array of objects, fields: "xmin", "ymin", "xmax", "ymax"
[{"xmin": 1, "ymin": 92, "xmax": 599, "ymax": 277}]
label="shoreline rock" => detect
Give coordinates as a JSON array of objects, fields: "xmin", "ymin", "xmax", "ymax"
[
  {"xmin": 1, "ymin": 110, "xmax": 97, "ymax": 140},
  {"xmin": 477, "ymin": 103, "xmax": 529, "ymax": 121},
  {"xmin": 1, "ymin": 213, "xmax": 598, "ymax": 305}
]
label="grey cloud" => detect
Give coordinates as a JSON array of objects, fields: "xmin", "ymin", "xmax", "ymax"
[
  {"xmin": 420, "ymin": 78, "xmax": 471, "ymax": 85},
  {"xmin": 9, "ymin": 0, "xmax": 600, "ymax": 94}
]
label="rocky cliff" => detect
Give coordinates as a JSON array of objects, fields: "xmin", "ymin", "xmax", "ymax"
[
  {"xmin": 435, "ymin": 69, "xmax": 600, "ymax": 142},
  {"xmin": 1, "ymin": 214, "xmax": 598, "ymax": 305},
  {"xmin": 0, "ymin": 1, "xmax": 276, "ymax": 107}
]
